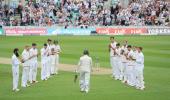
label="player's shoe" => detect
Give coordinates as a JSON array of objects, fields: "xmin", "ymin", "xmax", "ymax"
[
  {"xmin": 15, "ymin": 89, "xmax": 20, "ymax": 92},
  {"xmin": 33, "ymin": 81, "xmax": 38, "ymax": 83},
  {"xmin": 80, "ymin": 88, "xmax": 85, "ymax": 92},
  {"xmin": 21, "ymin": 85, "xmax": 27, "ymax": 88},
  {"xmin": 140, "ymin": 86, "xmax": 145, "ymax": 90},
  {"xmin": 85, "ymin": 89, "xmax": 89, "ymax": 93}
]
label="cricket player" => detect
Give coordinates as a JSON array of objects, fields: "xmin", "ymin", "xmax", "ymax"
[
  {"xmin": 135, "ymin": 47, "xmax": 145, "ymax": 90},
  {"xmin": 121, "ymin": 41, "xmax": 128, "ymax": 50},
  {"xmin": 50, "ymin": 47, "xmax": 56, "ymax": 75},
  {"xmin": 77, "ymin": 50, "xmax": 93, "ymax": 93},
  {"xmin": 115, "ymin": 43, "xmax": 123, "ymax": 80},
  {"xmin": 132, "ymin": 46, "xmax": 139, "ymax": 86},
  {"xmin": 109, "ymin": 36, "xmax": 117, "ymax": 78},
  {"xmin": 121, "ymin": 45, "xmax": 128, "ymax": 83},
  {"xmin": 29, "ymin": 43, "xmax": 38, "ymax": 84},
  {"xmin": 47, "ymin": 39, "xmax": 53, "ymax": 78},
  {"xmin": 21, "ymin": 46, "xmax": 31, "ymax": 87},
  {"xmin": 126, "ymin": 45, "xmax": 136, "ymax": 86},
  {"xmin": 12, "ymin": 48, "xmax": 21, "ymax": 92},
  {"xmin": 53, "ymin": 40, "xmax": 61, "ymax": 74},
  {"xmin": 41, "ymin": 44, "xmax": 49, "ymax": 81}
]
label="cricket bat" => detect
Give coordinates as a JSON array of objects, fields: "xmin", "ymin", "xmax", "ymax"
[{"xmin": 74, "ymin": 73, "xmax": 78, "ymax": 83}]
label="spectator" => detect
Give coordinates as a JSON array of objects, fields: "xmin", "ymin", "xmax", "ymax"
[{"xmin": 0, "ymin": 0, "xmax": 169, "ymax": 27}]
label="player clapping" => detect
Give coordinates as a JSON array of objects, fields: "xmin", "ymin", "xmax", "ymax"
[
  {"xmin": 51, "ymin": 40, "xmax": 61, "ymax": 75},
  {"xmin": 107, "ymin": 37, "xmax": 145, "ymax": 90},
  {"xmin": 113, "ymin": 43, "xmax": 145, "ymax": 90},
  {"xmin": 29, "ymin": 43, "xmax": 38, "ymax": 84},
  {"xmin": 21, "ymin": 46, "xmax": 31, "ymax": 88},
  {"xmin": 41, "ymin": 43, "xmax": 49, "ymax": 81},
  {"xmin": 135, "ymin": 47, "xmax": 145, "ymax": 90},
  {"xmin": 109, "ymin": 36, "xmax": 117, "ymax": 78}
]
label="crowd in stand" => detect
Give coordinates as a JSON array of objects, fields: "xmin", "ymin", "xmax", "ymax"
[
  {"xmin": 114, "ymin": 0, "xmax": 170, "ymax": 26},
  {"xmin": 0, "ymin": 0, "xmax": 170, "ymax": 27}
]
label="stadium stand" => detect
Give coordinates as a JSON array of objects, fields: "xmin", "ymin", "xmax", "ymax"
[{"xmin": 0, "ymin": 0, "xmax": 169, "ymax": 27}]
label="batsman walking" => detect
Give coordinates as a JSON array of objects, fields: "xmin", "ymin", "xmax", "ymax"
[{"xmin": 76, "ymin": 49, "xmax": 93, "ymax": 93}]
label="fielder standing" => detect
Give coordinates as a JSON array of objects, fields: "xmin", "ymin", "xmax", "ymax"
[
  {"xmin": 50, "ymin": 47, "xmax": 56, "ymax": 75},
  {"xmin": 47, "ymin": 39, "xmax": 52, "ymax": 78},
  {"xmin": 41, "ymin": 44, "xmax": 49, "ymax": 81},
  {"xmin": 21, "ymin": 46, "xmax": 31, "ymax": 87},
  {"xmin": 109, "ymin": 36, "xmax": 117, "ymax": 78},
  {"xmin": 53, "ymin": 40, "xmax": 61, "ymax": 74},
  {"xmin": 29, "ymin": 43, "xmax": 38, "ymax": 84},
  {"xmin": 115, "ymin": 43, "xmax": 123, "ymax": 80},
  {"xmin": 126, "ymin": 45, "xmax": 136, "ymax": 86},
  {"xmin": 12, "ymin": 48, "xmax": 21, "ymax": 92},
  {"xmin": 121, "ymin": 45, "xmax": 128, "ymax": 83},
  {"xmin": 135, "ymin": 47, "xmax": 145, "ymax": 90}
]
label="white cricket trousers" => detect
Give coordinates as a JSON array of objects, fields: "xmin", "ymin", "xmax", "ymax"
[
  {"xmin": 110, "ymin": 56, "xmax": 116, "ymax": 77},
  {"xmin": 29, "ymin": 62, "xmax": 38, "ymax": 82},
  {"xmin": 79, "ymin": 71, "xmax": 90, "ymax": 91},
  {"xmin": 135, "ymin": 65, "xmax": 144, "ymax": 88},
  {"xmin": 47, "ymin": 56, "xmax": 52, "ymax": 77},
  {"xmin": 127, "ymin": 65, "xmax": 135, "ymax": 86},
  {"xmin": 12, "ymin": 66, "xmax": 19, "ymax": 90},
  {"xmin": 51, "ymin": 55, "xmax": 56, "ymax": 74},
  {"xmin": 21, "ymin": 66, "xmax": 29, "ymax": 87},
  {"xmin": 115, "ymin": 57, "xmax": 123, "ymax": 80},
  {"xmin": 41, "ymin": 62, "xmax": 48, "ymax": 80},
  {"xmin": 54, "ymin": 55, "xmax": 59, "ymax": 74},
  {"xmin": 122, "ymin": 62, "xmax": 128, "ymax": 82}
]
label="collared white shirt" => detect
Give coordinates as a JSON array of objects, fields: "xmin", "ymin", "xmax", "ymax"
[
  {"xmin": 47, "ymin": 44, "xmax": 52, "ymax": 56},
  {"xmin": 127, "ymin": 50, "xmax": 135, "ymax": 66},
  {"xmin": 22, "ymin": 49, "xmax": 30, "ymax": 66},
  {"xmin": 51, "ymin": 44, "xmax": 61, "ymax": 54},
  {"xmin": 110, "ymin": 42, "xmax": 117, "ymax": 57},
  {"xmin": 41, "ymin": 48, "xmax": 48, "ymax": 62},
  {"xmin": 136, "ymin": 52, "xmax": 144, "ymax": 65},
  {"xmin": 127, "ymin": 50, "xmax": 134, "ymax": 59},
  {"xmin": 29, "ymin": 48, "xmax": 38, "ymax": 62},
  {"xmin": 78, "ymin": 55, "xmax": 92, "ymax": 73},
  {"xmin": 115, "ymin": 47, "xmax": 121, "ymax": 57},
  {"xmin": 12, "ymin": 54, "xmax": 21, "ymax": 67}
]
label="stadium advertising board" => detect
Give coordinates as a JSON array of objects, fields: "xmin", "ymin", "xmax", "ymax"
[
  {"xmin": 96, "ymin": 27, "xmax": 148, "ymax": 35},
  {"xmin": 47, "ymin": 28, "xmax": 95, "ymax": 35},
  {"xmin": 3, "ymin": 26, "xmax": 170, "ymax": 36},
  {"xmin": 4, "ymin": 27, "xmax": 47, "ymax": 36},
  {"xmin": 47, "ymin": 28, "xmax": 61, "ymax": 35},
  {"xmin": 148, "ymin": 28, "xmax": 170, "ymax": 35},
  {"xmin": 0, "ymin": 28, "xmax": 4, "ymax": 35}
]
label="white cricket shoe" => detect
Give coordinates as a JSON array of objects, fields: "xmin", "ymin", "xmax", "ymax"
[
  {"xmin": 15, "ymin": 89, "xmax": 20, "ymax": 92},
  {"xmin": 21, "ymin": 85, "xmax": 26, "ymax": 88},
  {"xmin": 140, "ymin": 86, "xmax": 145, "ymax": 90},
  {"xmin": 80, "ymin": 88, "xmax": 85, "ymax": 92},
  {"xmin": 85, "ymin": 89, "xmax": 89, "ymax": 93}
]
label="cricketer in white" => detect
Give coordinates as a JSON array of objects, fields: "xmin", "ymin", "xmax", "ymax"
[
  {"xmin": 51, "ymin": 40, "xmax": 61, "ymax": 75},
  {"xmin": 135, "ymin": 47, "xmax": 145, "ymax": 90},
  {"xmin": 109, "ymin": 36, "xmax": 117, "ymax": 78},
  {"xmin": 12, "ymin": 48, "xmax": 21, "ymax": 92},
  {"xmin": 29, "ymin": 43, "xmax": 38, "ymax": 83},
  {"xmin": 47, "ymin": 39, "xmax": 52, "ymax": 78},
  {"xmin": 21, "ymin": 46, "xmax": 31, "ymax": 87},
  {"xmin": 77, "ymin": 50, "xmax": 93, "ymax": 93},
  {"xmin": 41, "ymin": 44, "xmax": 49, "ymax": 81}
]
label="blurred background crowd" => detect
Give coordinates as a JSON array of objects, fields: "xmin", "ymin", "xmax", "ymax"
[{"xmin": 0, "ymin": 0, "xmax": 170, "ymax": 27}]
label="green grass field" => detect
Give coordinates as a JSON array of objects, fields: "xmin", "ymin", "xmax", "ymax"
[{"xmin": 0, "ymin": 35, "xmax": 170, "ymax": 100}]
